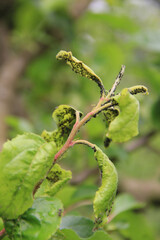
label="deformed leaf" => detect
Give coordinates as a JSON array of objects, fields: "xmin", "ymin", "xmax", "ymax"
[
  {"xmin": 52, "ymin": 105, "xmax": 82, "ymax": 129},
  {"xmin": 103, "ymin": 107, "xmax": 119, "ymax": 128},
  {"xmin": 128, "ymin": 85, "xmax": 149, "ymax": 95},
  {"xmin": 42, "ymin": 105, "xmax": 82, "ymax": 149},
  {"xmin": 93, "ymin": 146, "xmax": 118, "ymax": 229},
  {"xmin": 56, "ymin": 50, "xmax": 106, "ymax": 97},
  {"xmin": 103, "ymin": 106, "xmax": 119, "ymax": 148},
  {"xmin": 4, "ymin": 197, "xmax": 63, "ymax": 240},
  {"xmin": 0, "ymin": 133, "xmax": 57, "ymax": 219},
  {"xmin": 107, "ymin": 88, "xmax": 139, "ymax": 142},
  {"xmin": 35, "ymin": 163, "xmax": 72, "ymax": 197}
]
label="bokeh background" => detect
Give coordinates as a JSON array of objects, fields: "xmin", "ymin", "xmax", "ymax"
[{"xmin": 0, "ymin": 0, "xmax": 160, "ymax": 239}]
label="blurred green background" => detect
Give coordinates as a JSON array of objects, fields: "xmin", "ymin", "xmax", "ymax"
[{"xmin": 0, "ymin": 0, "xmax": 160, "ymax": 239}]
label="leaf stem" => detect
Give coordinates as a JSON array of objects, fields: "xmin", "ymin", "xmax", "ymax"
[
  {"xmin": 73, "ymin": 139, "xmax": 96, "ymax": 150},
  {"xmin": 107, "ymin": 65, "xmax": 125, "ymax": 98}
]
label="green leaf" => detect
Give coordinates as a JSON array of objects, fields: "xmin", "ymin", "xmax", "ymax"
[
  {"xmin": 58, "ymin": 229, "xmax": 113, "ymax": 240},
  {"xmin": 93, "ymin": 146, "xmax": 118, "ymax": 229},
  {"xmin": 5, "ymin": 116, "xmax": 34, "ymax": 137},
  {"xmin": 0, "ymin": 217, "xmax": 4, "ymax": 230},
  {"xmin": 2, "ymin": 237, "xmax": 10, "ymax": 240},
  {"xmin": 0, "ymin": 133, "xmax": 57, "ymax": 219},
  {"xmin": 55, "ymin": 186, "xmax": 77, "ymax": 208},
  {"xmin": 56, "ymin": 50, "xmax": 106, "ymax": 97},
  {"xmin": 114, "ymin": 211, "xmax": 155, "ymax": 240},
  {"xmin": 4, "ymin": 197, "xmax": 63, "ymax": 240},
  {"xmin": 103, "ymin": 107, "xmax": 119, "ymax": 127},
  {"xmin": 72, "ymin": 185, "xmax": 97, "ymax": 202},
  {"xmin": 111, "ymin": 193, "xmax": 145, "ymax": 219},
  {"xmin": 86, "ymin": 230, "xmax": 113, "ymax": 240},
  {"xmin": 42, "ymin": 105, "xmax": 82, "ymax": 149},
  {"xmin": 60, "ymin": 216, "xmax": 94, "ymax": 238},
  {"xmin": 107, "ymin": 88, "xmax": 139, "ymax": 142},
  {"xmin": 35, "ymin": 163, "xmax": 72, "ymax": 197},
  {"xmin": 48, "ymin": 229, "xmax": 65, "ymax": 240},
  {"xmin": 52, "ymin": 105, "xmax": 81, "ymax": 128}
]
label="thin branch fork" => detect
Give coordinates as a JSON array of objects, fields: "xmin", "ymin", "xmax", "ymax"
[
  {"xmin": 107, "ymin": 65, "xmax": 125, "ymax": 98},
  {"xmin": 54, "ymin": 101, "xmax": 115, "ymax": 162}
]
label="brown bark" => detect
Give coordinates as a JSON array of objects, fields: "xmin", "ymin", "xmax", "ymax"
[
  {"xmin": 69, "ymin": 0, "xmax": 93, "ymax": 19},
  {"xmin": 0, "ymin": 51, "xmax": 33, "ymax": 150},
  {"xmin": 124, "ymin": 130, "xmax": 157, "ymax": 152},
  {"xmin": 119, "ymin": 177, "xmax": 160, "ymax": 202}
]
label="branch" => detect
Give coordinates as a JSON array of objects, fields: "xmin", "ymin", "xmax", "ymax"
[
  {"xmin": 69, "ymin": 0, "xmax": 93, "ymax": 19},
  {"xmin": 146, "ymin": 143, "xmax": 160, "ymax": 156},
  {"xmin": 119, "ymin": 177, "xmax": 160, "ymax": 202},
  {"xmin": 70, "ymin": 167, "xmax": 99, "ymax": 185},
  {"xmin": 124, "ymin": 130, "xmax": 157, "ymax": 152},
  {"xmin": 0, "ymin": 51, "xmax": 34, "ymax": 150},
  {"xmin": 64, "ymin": 200, "xmax": 92, "ymax": 215},
  {"xmin": 0, "ymin": 23, "xmax": 10, "ymax": 64},
  {"xmin": 54, "ymin": 101, "xmax": 115, "ymax": 162},
  {"xmin": 107, "ymin": 65, "xmax": 125, "ymax": 98},
  {"xmin": 73, "ymin": 139, "xmax": 96, "ymax": 150}
]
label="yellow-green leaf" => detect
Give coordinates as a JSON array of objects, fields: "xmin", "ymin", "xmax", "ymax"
[
  {"xmin": 107, "ymin": 88, "xmax": 139, "ymax": 142},
  {"xmin": 93, "ymin": 146, "xmax": 118, "ymax": 229},
  {"xmin": 56, "ymin": 50, "xmax": 106, "ymax": 97},
  {"xmin": 0, "ymin": 133, "xmax": 57, "ymax": 219},
  {"xmin": 42, "ymin": 105, "xmax": 82, "ymax": 149},
  {"xmin": 35, "ymin": 163, "xmax": 72, "ymax": 197}
]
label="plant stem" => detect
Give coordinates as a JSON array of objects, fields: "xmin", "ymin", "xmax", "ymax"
[
  {"xmin": 54, "ymin": 101, "xmax": 114, "ymax": 162},
  {"xmin": 0, "ymin": 228, "xmax": 5, "ymax": 238},
  {"xmin": 107, "ymin": 65, "xmax": 125, "ymax": 98},
  {"xmin": 73, "ymin": 139, "xmax": 96, "ymax": 150}
]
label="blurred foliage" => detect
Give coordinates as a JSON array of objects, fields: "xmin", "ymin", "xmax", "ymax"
[{"xmin": 1, "ymin": 0, "xmax": 160, "ymax": 239}]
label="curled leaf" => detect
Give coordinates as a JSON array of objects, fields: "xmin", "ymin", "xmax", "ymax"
[
  {"xmin": 56, "ymin": 50, "xmax": 106, "ymax": 97},
  {"xmin": 35, "ymin": 164, "xmax": 72, "ymax": 197},
  {"xmin": 103, "ymin": 107, "xmax": 119, "ymax": 127},
  {"xmin": 103, "ymin": 107, "xmax": 119, "ymax": 147},
  {"xmin": 52, "ymin": 105, "xmax": 82, "ymax": 130},
  {"xmin": 128, "ymin": 85, "xmax": 149, "ymax": 95},
  {"xmin": 42, "ymin": 105, "xmax": 82, "ymax": 149},
  {"xmin": 93, "ymin": 146, "xmax": 118, "ymax": 229},
  {"xmin": 107, "ymin": 88, "xmax": 139, "ymax": 142}
]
